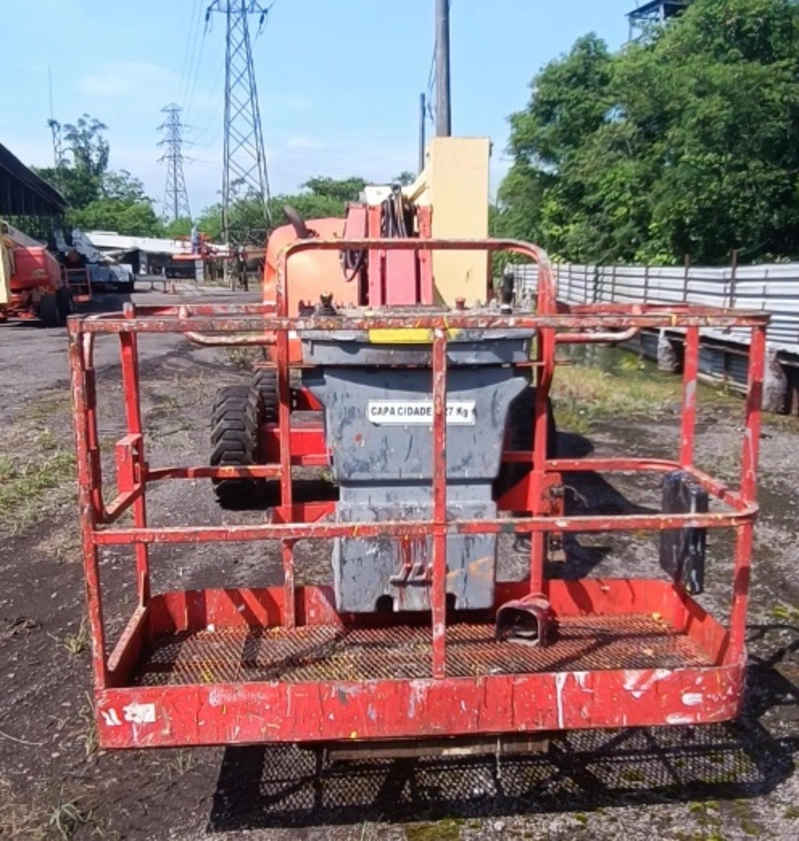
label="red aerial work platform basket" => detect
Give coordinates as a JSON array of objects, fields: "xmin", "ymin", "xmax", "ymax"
[{"xmin": 67, "ymin": 239, "xmax": 768, "ymax": 752}]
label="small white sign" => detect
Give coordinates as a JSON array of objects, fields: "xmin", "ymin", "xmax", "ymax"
[
  {"xmin": 367, "ymin": 400, "xmax": 476, "ymax": 426},
  {"xmin": 123, "ymin": 702, "xmax": 156, "ymax": 724}
]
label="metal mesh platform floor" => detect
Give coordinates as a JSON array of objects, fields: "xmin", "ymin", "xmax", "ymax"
[{"xmin": 132, "ymin": 614, "xmax": 714, "ymax": 686}]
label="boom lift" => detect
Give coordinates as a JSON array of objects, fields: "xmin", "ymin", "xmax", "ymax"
[{"xmin": 68, "ymin": 139, "xmax": 767, "ymax": 757}]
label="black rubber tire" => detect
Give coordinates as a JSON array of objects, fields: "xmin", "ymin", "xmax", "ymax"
[
  {"xmin": 252, "ymin": 369, "xmax": 279, "ymax": 422},
  {"xmin": 38, "ymin": 293, "xmax": 62, "ymax": 328},
  {"xmin": 56, "ymin": 288, "xmax": 74, "ymax": 321},
  {"xmin": 495, "ymin": 386, "xmax": 557, "ymax": 499},
  {"xmin": 211, "ymin": 385, "xmax": 264, "ymax": 509}
]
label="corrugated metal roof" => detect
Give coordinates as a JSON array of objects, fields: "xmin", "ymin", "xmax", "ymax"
[
  {"xmin": 0, "ymin": 143, "xmax": 67, "ymax": 218},
  {"xmin": 84, "ymin": 231, "xmax": 201, "ymax": 256}
]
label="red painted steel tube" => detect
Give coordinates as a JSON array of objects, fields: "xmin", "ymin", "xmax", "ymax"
[
  {"xmin": 526, "ymin": 260, "xmax": 557, "ymax": 592},
  {"xmin": 680, "ymin": 326, "xmax": 700, "ymax": 468},
  {"xmin": 431, "ymin": 329, "xmax": 448, "ymax": 678},
  {"xmin": 82, "ymin": 334, "xmax": 104, "ymax": 522},
  {"xmin": 68, "ymin": 334, "xmax": 108, "ymax": 689},
  {"xmin": 103, "ymin": 488, "xmax": 144, "ymax": 524},
  {"xmin": 120, "ymin": 315, "xmax": 150, "ymax": 606},
  {"xmin": 91, "ymin": 507, "xmax": 755, "ymax": 547},
  {"xmin": 275, "ymin": 254, "xmax": 296, "ymax": 630},
  {"xmin": 147, "ymin": 465, "xmax": 283, "ymax": 481},
  {"xmin": 74, "ymin": 311, "xmax": 771, "ymax": 334},
  {"xmin": 728, "ymin": 324, "xmax": 767, "ymax": 661},
  {"xmin": 555, "ymin": 327, "xmax": 640, "ymax": 344},
  {"xmin": 741, "ymin": 325, "xmax": 767, "ymax": 504},
  {"xmin": 185, "ymin": 331, "xmax": 275, "ymax": 347}
]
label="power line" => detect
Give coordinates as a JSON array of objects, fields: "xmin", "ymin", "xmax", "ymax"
[
  {"xmin": 177, "ymin": 0, "xmax": 204, "ymax": 104},
  {"xmin": 205, "ymin": 0, "xmax": 274, "ymax": 250},
  {"xmin": 158, "ymin": 104, "xmax": 192, "ymax": 222}
]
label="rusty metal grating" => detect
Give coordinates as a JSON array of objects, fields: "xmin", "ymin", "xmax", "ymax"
[{"xmin": 132, "ymin": 614, "xmax": 713, "ymax": 686}]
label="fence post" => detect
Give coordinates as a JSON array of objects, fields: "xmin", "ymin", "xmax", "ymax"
[
  {"xmin": 643, "ymin": 263, "xmax": 650, "ymax": 303},
  {"xmin": 611, "ymin": 263, "xmax": 617, "ymax": 303},
  {"xmin": 728, "ymin": 248, "xmax": 739, "ymax": 310},
  {"xmin": 683, "ymin": 254, "xmax": 691, "ymax": 303}
]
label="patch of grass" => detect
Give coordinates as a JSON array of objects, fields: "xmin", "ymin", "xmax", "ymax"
[
  {"xmin": 405, "ymin": 818, "xmax": 464, "ymax": 841},
  {"xmin": 552, "ymin": 365, "xmax": 681, "ymax": 433},
  {"xmin": 0, "ymin": 447, "xmax": 76, "ymax": 533},
  {"xmin": 225, "ymin": 345, "xmax": 262, "ymax": 369}
]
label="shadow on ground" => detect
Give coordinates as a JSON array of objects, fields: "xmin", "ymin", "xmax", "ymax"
[{"xmin": 207, "ymin": 657, "xmax": 797, "ymax": 831}]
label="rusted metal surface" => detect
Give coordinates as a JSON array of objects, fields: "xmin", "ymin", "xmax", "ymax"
[
  {"xmin": 323, "ymin": 733, "xmax": 551, "ymax": 760},
  {"xmin": 66, "ymin": 236, "xmax": 767, "ymax": 751}
]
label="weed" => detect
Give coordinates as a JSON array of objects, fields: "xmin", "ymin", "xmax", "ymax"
[
  {"xmin": 771, "ymin": 603, "xmax": 799, "ymax": 623},
  {"xmin": 167, "ymin": 751, "xmax": 197, "ymax": 778},
  {"xmin": 225, "ymin": 345, "xmax": 262, "ymax": 369},
  {"xmin": 58, "ymin": 618, "xmax": 90, "ymax": 656},
  {"xmin": 75, "ymin": 693, "xmax": 99, "ymax": 762},
  {"xmin": 48, "ymin": 797, "xmax": 91, "ymax": 840}
]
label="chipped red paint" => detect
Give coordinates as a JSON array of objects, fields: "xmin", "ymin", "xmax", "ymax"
[{"xmin": 67, "ymin": 238, "xmax": 768, "ymax": 750}]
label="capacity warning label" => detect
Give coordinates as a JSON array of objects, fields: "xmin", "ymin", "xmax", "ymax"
[{"xmin": 367, "ymin": 400, "xmax": 476, "ymax": 425}]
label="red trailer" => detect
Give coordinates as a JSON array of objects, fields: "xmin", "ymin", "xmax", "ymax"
[{"xmin": 68, "ymin": 239, "xmax": 767, "ymax": 755}]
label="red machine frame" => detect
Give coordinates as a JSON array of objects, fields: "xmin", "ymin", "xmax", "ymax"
[{"xmin": 68, "ymin": 239, "xmax": 768, "ymax": 750}]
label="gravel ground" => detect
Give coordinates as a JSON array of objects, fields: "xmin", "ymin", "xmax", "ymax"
[{"xmin": 0, "ymin": 282, "xmax": 796, "ymax": 840}]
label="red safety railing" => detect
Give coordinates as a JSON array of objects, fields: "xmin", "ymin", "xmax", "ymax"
[{"xmin": 67, "ymin": 239, "xmax": 769, "ymax": 748}]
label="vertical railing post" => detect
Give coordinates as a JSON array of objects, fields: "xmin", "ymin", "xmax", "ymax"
[
  {"xmin": 729, "ymin": 324, "xmax": 766, "ymax": 661},
  {"xmin": 679, "ymin": 326, "xmax": 700, "ymax": 468},
  {"xmin": 276, "ymin": 249, "xmax": 295, "ymax": 630},
  {"xmin": 529, "ymin": 260, "xmax": 556, "ymax": 594},
  {"xmin": 120, "ymin": 304, "xmax": 150, "ymax": 605},
  {"xmin": 69, "ymin": 328, "xmax": 108, "ymax": 689},
  {"xmin": 431, "ymin": 328, "xmax": 448, "ymax": 679}
]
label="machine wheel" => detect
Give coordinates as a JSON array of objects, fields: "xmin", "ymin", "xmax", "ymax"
[
  {"xmin": 252, "ymin": 369, "xmax": 279, "ymax": 422},
  {"xmin": 56, "ymin": 288, "xmax": 74, "ymax": 321},
  {"xmin": 495, "ymin": 386, "xmax": 557, "ymax": 499},
  {"xmin": 38, "ymin": 293, "xmax": 62, "ymax": 328},
  {"xmin": 211, "ymin": 385, "xmax": 264, "ymax": 509}
]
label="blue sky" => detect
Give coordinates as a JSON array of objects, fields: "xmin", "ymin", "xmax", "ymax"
[{"xmin": 3, "ymin": 0, "xmax": 633, "ymax": 216}]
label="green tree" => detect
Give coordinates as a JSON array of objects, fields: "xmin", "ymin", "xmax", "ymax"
[
  {"xmin": 499, "ymin": 0, "xmax": 799, "ymax": 265},
  {"xmin": 163, "ymin": 217, "xmax": 194, "ymax": 238},
  {"xmin": 196, "ymin": 176, "xmax": 368, "ymax": 243},
  {"xmin": 33, "ymin": 115, "xmax": 164, "ymax": 238}
]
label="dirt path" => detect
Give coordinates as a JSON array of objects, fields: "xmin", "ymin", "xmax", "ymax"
[{"xmin": 0, "ymin": 285, "xmax": 796, "ymax": 840}]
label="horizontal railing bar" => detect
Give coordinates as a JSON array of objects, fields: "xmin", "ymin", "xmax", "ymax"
[
  {"xmin": 70, "ymin": 311, "xmax": 770, "ymax": 334},
  {"xmin": 92, "ymin": 507, "xmax": 757, "ymax": 546}
]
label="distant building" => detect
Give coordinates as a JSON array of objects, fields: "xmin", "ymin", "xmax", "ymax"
[
  {"xmin": 84, "ymin": 231, "xmax": 199, "ymax": 276},
  {"xmin": 627, "ymin": 1, "xmax": 691, "ymax": 41}
]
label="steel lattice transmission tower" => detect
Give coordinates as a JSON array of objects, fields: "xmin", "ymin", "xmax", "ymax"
[
  {"xmin": 206, "ymin": 1, "xmax": 272, "ymax": 249},
  {"xmin": 158, "ymin": 104, "xmax": 192, "ymax": 223}
]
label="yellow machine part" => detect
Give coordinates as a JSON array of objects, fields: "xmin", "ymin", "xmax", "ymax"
[
  {"xmin": 0, "ymin": 226, "xmax": 14, "ymax": 306},
  {"xmin": 405, "ymin": 137, "xmax": 491, "ymax": 307}
]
